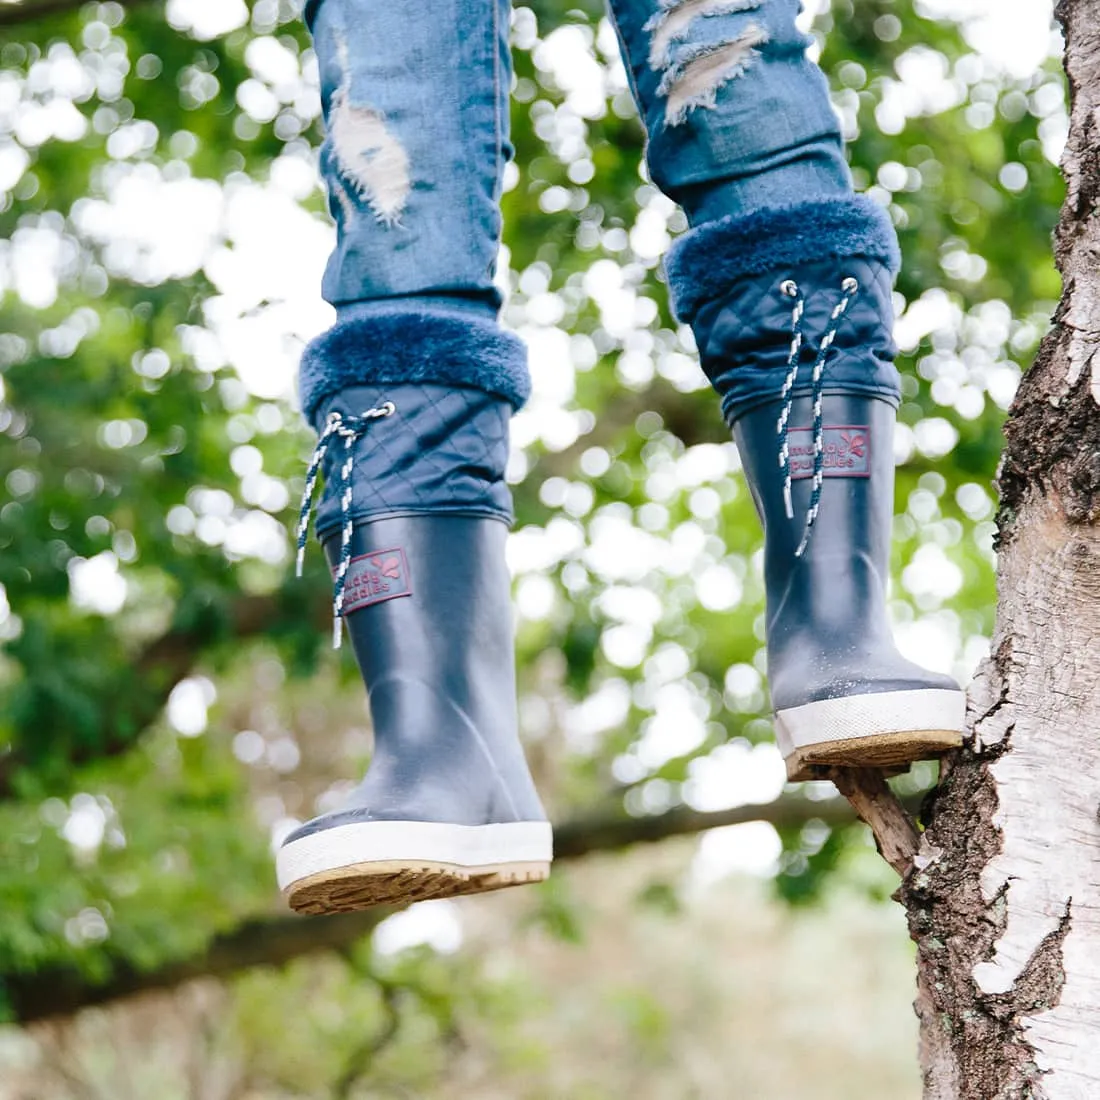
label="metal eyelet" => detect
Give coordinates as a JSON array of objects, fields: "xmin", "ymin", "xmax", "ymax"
[
  {"xmin": 780, "ymin": 279, "xmax": 799, "ymax": 298},
  {"xmin": 841, "ymin": 276, "xmax": 859, "ymax": 292}
]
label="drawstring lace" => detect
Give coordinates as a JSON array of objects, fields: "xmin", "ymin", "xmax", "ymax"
[
  {"xmin": 776, "ymin": 276, "xmax": 859, "ymax": 558},
  {"xmin": 295, "ymin": 402, "xmax": 396, "ymax": 648}
]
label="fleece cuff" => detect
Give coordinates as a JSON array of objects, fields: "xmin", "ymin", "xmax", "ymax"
[
  {"xmin": 299, "ymin": 306, "xmax": 530, "ymax": 424},
  {"xmin": 665, "ymin": 196, "xmax": 900, "ymax": 323}
]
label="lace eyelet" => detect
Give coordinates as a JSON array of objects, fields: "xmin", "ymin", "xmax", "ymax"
[{"xmin": 780, "ymin": 279, "xmax": 800, "ymax": 298}]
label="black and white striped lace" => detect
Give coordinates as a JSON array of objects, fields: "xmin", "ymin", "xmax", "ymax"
[
  {"xmin": 776, "ymin": 275, "xmax": 859, "ymax": 558},
  {"xmin": 295, "ymin": 402, "xmax": 396, "ymax": 648}
]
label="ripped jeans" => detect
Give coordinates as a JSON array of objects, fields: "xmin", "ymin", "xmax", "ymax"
[{"xmin": 297, "ymin": 0, "xmax": 896, "ymax": 462}]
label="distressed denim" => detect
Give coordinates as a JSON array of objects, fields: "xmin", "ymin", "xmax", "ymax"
[
  {"xmin": 305, "ymin": 0, "xmax": 511, "ymax": 317},
  {"xmin": 303, "ymin": 0, "xmax": 848, "ymax": 317},
  {"xmin": 606, "ymin": 0, "xmax": 851, "ymax": 226},
  {"xmin": 298, "ymin": 0, "xmax": 899, "ymax": 472}
]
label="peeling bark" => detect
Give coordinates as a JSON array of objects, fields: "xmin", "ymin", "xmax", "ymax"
[
  {"xmin": 1000, "ymin": 2, "xmax": 1100, "ymax": 528},
  {"xmin": 900, "ymin": 559, "xmax": 1093, "ymax": 1097},
  {"xmin": 892, "ymin": 2, "xmax": 1100, "ymax": 1094}
]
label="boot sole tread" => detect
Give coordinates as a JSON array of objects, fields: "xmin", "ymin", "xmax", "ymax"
[
  {"xmin": 277, "ymin": 820, "xmax": 552, "ymax": 914},
  {"xmin": 776, "ymin": 688, "xmax": 966, "ymax": 781},
  {"xmin": 285, "ymin": 860, "xmax": 551, "ymax": 915},
  {"xmin": 785, "ymin": 728, "xmax": 963, "ymax": 781}
]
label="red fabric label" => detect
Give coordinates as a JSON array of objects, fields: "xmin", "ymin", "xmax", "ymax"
[
  {"xmin": 787, "ymin": 425, "xmax": 871, "ymax": 480},
  {"xmin": 340, "ymin": 548, "xmax": 412, "ymax": 613}
]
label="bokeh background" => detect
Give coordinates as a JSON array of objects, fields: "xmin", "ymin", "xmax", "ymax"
[{"xmin": 0, "ymin": 0, "xmax": 1066, "ymax": 1095}]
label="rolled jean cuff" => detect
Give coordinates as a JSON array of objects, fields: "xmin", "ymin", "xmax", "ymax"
[
  {"xmin": 664, "ymin": 196, "xmax": 901, "ymax": 323},
  {"xmin": 298, "ymin": 303, "xmax": 531, "ymax": 423}
]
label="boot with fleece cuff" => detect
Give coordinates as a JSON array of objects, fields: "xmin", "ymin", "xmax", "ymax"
[
  {"xmin": 667, "ymin": 199, "xmax": 966, "ymax": 780},
  {"xmin": 277, "ymin": 316, "xmax": 551, "ymax": 914}
]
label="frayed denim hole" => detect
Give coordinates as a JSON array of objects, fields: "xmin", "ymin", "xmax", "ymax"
[
  {"xmin": 645, "ymin": 0, "xmax": 763, "ymax": 69},
  {"xmin": 328, "ymin": 29, "xmax": 411, "ymax": 226},
  {"xmin": 658, "ymin": 26, "xmax": 770, "ymax": 125}
]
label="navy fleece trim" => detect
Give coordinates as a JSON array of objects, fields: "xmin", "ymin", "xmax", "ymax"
[
  {"xmin": 665, "ymin": 197, "xmax": 900, "ymax": 322},
  {"xmin": 299, "ymin": 310, "xmax": 530, "ymax": 421}
]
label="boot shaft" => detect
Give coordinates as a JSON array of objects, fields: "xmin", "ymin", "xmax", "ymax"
[
  {"xmin": 318, "ymin": 513, "xmax": 546, "ymax": 826},
  {"xmin": 322, "ymin": 513, "xmax": 518, "ymax": 750},
  {"xmin": 734, "ymin": 393, "xmax": 961, "ymax": 714},
  {"xmin": 735, "ymin": 392, "xmax": 896, "ymax": 624}
]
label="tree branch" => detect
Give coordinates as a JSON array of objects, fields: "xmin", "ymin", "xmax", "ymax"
[
  {"xmin": 827, "ymin": 767, "xmax": 921, "ymax": 875},
  {"xmin": 550, "ymin": 792, "xmax": 865, "ymax": 858},
  {"xmin": 331, "ymin": 974, "xmax": 401, "ymax": 1100},
  {"xmin": 3, "ymin": 790, "xmax": 886, "ymax": 1024}
]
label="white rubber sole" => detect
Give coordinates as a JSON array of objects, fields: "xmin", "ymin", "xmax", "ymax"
[
  {"xmin": 775, "ymin": 688, "xmax": 966, "ymax": 781},
  {"xmin": 277, "ymin": 820, "xmax": 553, "ymax": 914}
]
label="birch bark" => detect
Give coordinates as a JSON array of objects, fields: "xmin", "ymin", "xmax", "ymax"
[{"xmin": 890, "ymin": 2, "xmax": 1100, "ymax": 1094}]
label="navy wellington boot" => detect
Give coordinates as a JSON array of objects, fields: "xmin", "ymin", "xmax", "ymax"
[
  {"xmin": 277, "ymin": 383, "xmax": 551, "ymax": 914},
  {"xmin": 671, "ymin": 200, "xmax": 966, "ymax": 780},
  {"xmin": 733, "ymin": 393, "xmax": 964, "ymax": 780}
]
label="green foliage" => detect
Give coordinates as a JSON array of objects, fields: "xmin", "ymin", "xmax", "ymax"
[{"xmin": 0, "ymin": 0, "xmax": 1067, "ymax": 1092}]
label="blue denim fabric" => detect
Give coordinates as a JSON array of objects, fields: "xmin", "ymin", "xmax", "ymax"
[
  {"xmin": 306, "ymin": 0, "xmax": 511, "ymax": 314},
  {"xmin": 605, "ymin": 0, "xmax": 852, "ymax": 226},
  {"xmin": 305, "ymin": 0, "xmax": 852, "ymax": 322},
  {"xmin": 301, "ymin": 0, "xmax": 900, "ymax": 506},
  {"xmin": 300, "ymin": 0, "xmax": 531, "ymax": 423}
]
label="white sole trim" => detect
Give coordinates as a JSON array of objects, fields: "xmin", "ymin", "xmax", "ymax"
[
  {"xmin": 774, "ymin": 688, "xmax": 966, "ymax": 757},
  {"xmin": 276, "ymin": 820, "xmax": 553, "ymax": 893}
]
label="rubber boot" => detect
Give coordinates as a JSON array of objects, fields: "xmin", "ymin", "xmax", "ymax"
[
  {"xmin": 277, "ymin": 384, "xmax": 551, "ymax": 914},
  {"xmin": 734, "ymin": 393, "xmax": 965, "ymax": 780},
  {"xmin": 672, "ymin": 205, "xmax": 967, "ymax": 780}
]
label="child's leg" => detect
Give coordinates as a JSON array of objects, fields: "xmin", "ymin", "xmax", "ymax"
[
  {"xmin": 607, "ymin": 0, "xmax": 966, "ymax": 777},
  {"xmin": 278, "ymin": 0, "xmax": 550, "ymax": 915},
  {"xmin": 300, "ymin": 0, "xmax": 525, "ymax": 418}
]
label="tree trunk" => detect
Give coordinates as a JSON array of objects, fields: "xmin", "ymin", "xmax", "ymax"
[{"xmin": 896, "ymin": 1, "xmax": 1100, "ymax": 1094}]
